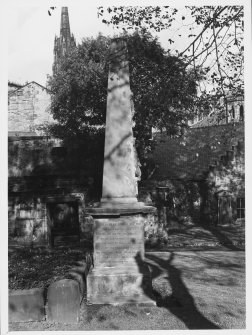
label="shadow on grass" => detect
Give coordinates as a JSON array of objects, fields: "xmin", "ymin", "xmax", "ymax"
[
  {"xmin": 135, "ymin": 252, "xmax": 220, "ymax": 329},
  {"xmin": 200, "ymin": 224, "xmax": 243, "ymax": 251},
  {"xmin": 165, "ymin": 219, "xmax": 244, "ymax": 251}
]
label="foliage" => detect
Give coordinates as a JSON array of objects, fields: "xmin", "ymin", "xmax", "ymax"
[
  {"xmin": 98, "ymin": 6, "xmax": 244, "ymax": 120},
  {"xmin": 8, "ymin": 247, "xmax": 87, "ymax": 290},
  {"xmin": 126, "ymin": 32, "xmax": 200, "ymax": 159},
  {"xmin": 48, "ymin": 34, "xmax": 109, "ymax": 136},
  {"xmin": 47, "ymin": 32, "xmax": 201, "ymax": 170},
  {"xmin": 207, "ymin": 151, "xmax": 245, "ymax": 197}
]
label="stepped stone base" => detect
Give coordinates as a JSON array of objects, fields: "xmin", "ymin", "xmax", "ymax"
[
  {"xmin": 87, "ymin": 265, "xmax": 155, "ymax": 305},
  {"xmin": 86, "ymin": 205, "xmax": 156, "ymax": 306}
]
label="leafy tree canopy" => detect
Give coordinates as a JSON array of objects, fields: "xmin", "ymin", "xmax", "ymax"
[
  {"xmin": 48, "ymin": 32, "xmax": 201, "ymax": 156},
  {"xmin": 47, "ymin": 32, "xmax": 205, "ymax": 186}
]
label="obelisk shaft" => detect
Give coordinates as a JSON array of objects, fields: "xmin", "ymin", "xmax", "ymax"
[{"xmin": 101, "ymin": 38, "xmax": 138, "ymax": 204}]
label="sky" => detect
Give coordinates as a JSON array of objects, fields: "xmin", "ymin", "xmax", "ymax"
[
  {"xmin": 6, "ymin": 0, "xmax": 247, "ymax": 92},
  {"xmin": 7, "ymin": 2, "xmax": 196, "ymax": 86},
  {"xmin": 8, "ymin": 5, "xmax": 115, "ymax": 85}
]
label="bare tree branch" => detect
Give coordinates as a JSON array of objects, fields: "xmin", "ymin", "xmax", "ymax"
[{"xmin": 179, "ymin": 6, "xmax": 228, "ymax": 57}]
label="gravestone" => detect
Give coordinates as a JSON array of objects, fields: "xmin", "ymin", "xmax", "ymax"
[
  {"xmin": 47, "ymin": 279, "xmax": 80, "ymax": 323},
  {"xmin": 87, "ymin": 38, "xmax": 156, "ymax": 305}
]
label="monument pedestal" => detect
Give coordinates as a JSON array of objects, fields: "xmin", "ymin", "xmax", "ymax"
[{"xmin": 86, "ymin": 205, "xmax": 156, "ymax": 305}]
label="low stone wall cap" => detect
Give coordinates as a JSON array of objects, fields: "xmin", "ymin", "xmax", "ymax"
[
  {"xmin": 9, "ymin": 288, "xmax": 44, "ymax": 295},
  {"xmin": 86, "ymin": 202, "xmax": 156, "ymax": 216}
]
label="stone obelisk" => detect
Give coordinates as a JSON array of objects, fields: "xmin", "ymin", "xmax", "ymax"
[
  {"xmin": 101, "ymin": 38, "xmax": 138, "ymax": 205},
  {"xmin": 87, "ymin": 38, "xmax": 155, "ymax": 305}
]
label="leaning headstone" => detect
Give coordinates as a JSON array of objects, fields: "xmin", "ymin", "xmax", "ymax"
[
  {"xmin": 9, "ymin": 288, "xmax": 45, "ymax": 322},
  {"xmin": 47, "ymin": 279, "xmax": 80, "ymax": 323}
]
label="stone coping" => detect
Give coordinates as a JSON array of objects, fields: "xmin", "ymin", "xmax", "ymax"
[
  {"xmin": 86, "ymin": 203, "xmax": 156, "ymax": 217},
  {"xmin": 9, "ymin": 288, "xmax": 44, "ymax": 295}
]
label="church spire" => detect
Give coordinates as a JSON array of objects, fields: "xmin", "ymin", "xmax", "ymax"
[
  {"xmin": 60, "ymin": 7, "xmax": 71, "ymax": 55},
  {"xmin": 53, "ymin": 7, "xmax": 76, "ymax": 74}
]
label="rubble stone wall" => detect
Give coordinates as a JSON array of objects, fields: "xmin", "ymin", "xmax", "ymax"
[{"xmin": 8, "ymin": 82, "xmax": 52, "ymax": 134}]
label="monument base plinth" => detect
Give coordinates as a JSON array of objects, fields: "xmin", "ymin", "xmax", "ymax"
[
  {"xmin": 86, "ymin": 204, "xmax": 156, "ymax": 306},
  {"xmin": 87, "ymin": 265, "xmax": 155, "ymax": 305}
]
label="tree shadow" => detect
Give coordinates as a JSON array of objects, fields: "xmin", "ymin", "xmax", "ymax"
[
  {"xmin": 197, "ymin": 182, "xmax": 243, "ymax": 251},
  {"xmin": 135, "ymin": 252, "xmax": 220, "ymax": 329},
  {"xmin": 104, "ymin": 132, "xmax": 132, "ymax": 162},
  {"xmin": 154, "ymin": 179, "xmax": 244, "ymax": 251}
]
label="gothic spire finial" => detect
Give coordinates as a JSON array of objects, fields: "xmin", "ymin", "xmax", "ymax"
[
  {"xmin": 53, "ymin": 7, "xmax": 76, "ymax": 74},
  {"xmin": 60, "ymin": 7, "xmax": 71, "ymax": 44}
]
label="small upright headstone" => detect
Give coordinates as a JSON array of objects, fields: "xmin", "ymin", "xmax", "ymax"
[{"xmin": 47, "ymin": 279, "xmax": 80, "ymax": 323}]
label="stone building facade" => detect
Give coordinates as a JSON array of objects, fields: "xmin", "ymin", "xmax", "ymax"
[
  {"xmin": 8, "ymin": 135, "xmax": 91, "ymax": 247},
  {"xmin": 7, "ymin": 7, "xmax": 86, "ymax": 248},
  {"xmin": 8, "ymin": 121, "xmax": 245, "ymax": 248},
  {"xmin": 188, "ymin": 94, "xmax": 244, "ymax": 127},
  {"xmin": 8, "ymin": 81, "xmax": 52, "ymax": 135},
  {"xmin": 139, "ymin": 122, "xmax": 245, "ymax": 236}
]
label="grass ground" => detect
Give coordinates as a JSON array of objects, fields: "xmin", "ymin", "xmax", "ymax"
[{"xmin": 9, "ymin": 250, "xmax": 245, "ymax": 331}]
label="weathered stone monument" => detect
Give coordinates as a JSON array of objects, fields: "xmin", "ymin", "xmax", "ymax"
[{"xmin": 86, "ymin": 38, "xmax": 156, "ymax": 305}]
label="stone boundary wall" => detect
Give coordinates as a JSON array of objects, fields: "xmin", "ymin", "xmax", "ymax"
[
  {"xmin": 8, "ymin": 192, "xmax": 86, "ymax": 247},
  {"xmin": 9, "ymin": 258, "xmax": 92, "ymax": 323},
  {"xmin": 8, "ymin": 136, "xmax": 60, "ymax": 177}
]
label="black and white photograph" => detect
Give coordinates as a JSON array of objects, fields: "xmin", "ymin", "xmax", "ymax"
[{"xmin": 0, "ymin": 0, "xmax": 251, "ymax": 333}]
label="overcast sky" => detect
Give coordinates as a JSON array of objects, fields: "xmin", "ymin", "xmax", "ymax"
[
  {"xmin": 8, "ymin": 5, "xmax": 114, "ymax": 85},
  {"xmin": 5, "ymin": 0, "xmax": 250, "ymax": 91},
  {"xmin": 7, "ymin": 3, "xmax": 196, "ymax": 86}
]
